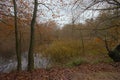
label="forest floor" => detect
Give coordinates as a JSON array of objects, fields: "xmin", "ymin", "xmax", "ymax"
[{"xmin": 0, "ymin": 62, "xmax": 120, "ymax": 80}]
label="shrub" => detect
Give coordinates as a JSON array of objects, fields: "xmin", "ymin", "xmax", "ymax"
[
  {"xmin": 37, "ymin": 39, "xmax": 112, "ymax": 67},
  {"xmin": 44, "ymin": 40, "xmax": 82, "ymax": 65},
  {"xmin": 66, "ymin": 57, "xmax": 88, "ymax": 67}
]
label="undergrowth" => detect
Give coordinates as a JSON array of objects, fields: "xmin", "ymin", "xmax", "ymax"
[{"xmin": 36, "ymin": 40, "xmax": 113, "ymax": 67}]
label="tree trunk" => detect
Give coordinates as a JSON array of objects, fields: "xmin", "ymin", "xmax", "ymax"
[
  {"xmin": 28, "ymin": 0, "xmax": 38, "ymax": 71},
  {"xmin": 13, "ymin": 0, "xmax": 22, "ymax": 71},
  {"xmin": 79, "ymin": 29, "xmax": 85, "ymax": 54}
]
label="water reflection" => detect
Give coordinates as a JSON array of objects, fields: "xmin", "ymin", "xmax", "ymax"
[{"xmin": 0, "ymin": 52, "xmax": 50, "ymax": 73}]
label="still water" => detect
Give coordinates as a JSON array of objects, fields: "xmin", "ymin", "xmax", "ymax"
[{"xmin": 0, "ymin": 52, "xmax": 50, "ymax": 73}]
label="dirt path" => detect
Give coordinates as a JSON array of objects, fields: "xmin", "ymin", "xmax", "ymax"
[
  {"xmin": 71, "ymin": 72, "xmax": 120, "ymax": 80},
  {"xmin": 0, "ymin": 63, "xmax": 120, "ymax": 80}
]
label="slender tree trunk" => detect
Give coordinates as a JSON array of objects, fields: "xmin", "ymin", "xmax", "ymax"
[
  {"xmin": 104, "ymin": 35, "xmax": 111, "ymax": 53},
  {"xmin": 79, "ymin": 29, "xmax": 85, "ymax": 54},
  {"xmin": 28, "ymin": 0, "xmax": 38, "ymax": 71},
  {"xmin": 13, "ymin": 0, "xmax": 22, "ymax": 71}
]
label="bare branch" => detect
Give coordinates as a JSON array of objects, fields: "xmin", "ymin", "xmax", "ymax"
[
  {"xmin": 38, "ymin": 3, "xmax": 54, "ymax": 14},
  {"xmin": 87, "ymin": 6, "xmax": 120, "ymax": 10},
  {"xmin": 0, "ymin": 19, "xmax": 13, "ymax": 27},
  {"xmin": 106, "ymin": 0, "xmax": 120, "ymax": 6},
  {"xmin": 0, "ymin": 3, "xmax": 13, "ymax": 7}
]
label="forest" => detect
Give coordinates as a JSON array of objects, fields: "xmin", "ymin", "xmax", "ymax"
[{"xmin": 0, "ymin": 0, "xmax": 120, "ymax": 80}]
